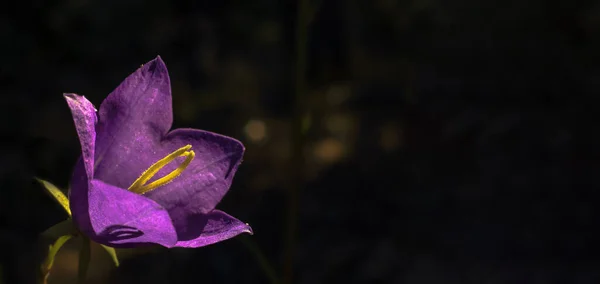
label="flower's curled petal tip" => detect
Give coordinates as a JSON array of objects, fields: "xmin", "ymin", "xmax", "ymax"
[
  {"xmin": 227, "ymin": 134, "xmax": 246, "ymax": 154},
  {"xmin": 64, "ymin": 93, "xmax": 98, "ymax": 112},
  {"xmin": 64, "ymin": 93, "xmax": 94, "ymax": 110},
  {"xmin": 244, "ymin": 223, "xmax": 254, "ymax": 235},
  {"xmin": 172, "ymin": 210, "xmax": 252, "ymax": 248},
  {"xmin": 63, "ymin": 92, "xmax": 78, "ymax": 100}
]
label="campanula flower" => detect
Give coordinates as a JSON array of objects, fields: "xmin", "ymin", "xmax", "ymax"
[{"xmin": 64, "ymin": 56, "xmax": 252, "ymax": 248}]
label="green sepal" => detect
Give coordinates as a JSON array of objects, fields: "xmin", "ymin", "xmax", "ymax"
[
  {"xmin": 41, "ymin": 234, "xmax": 74, "ymax": 284},
  {"xmin": 36, "ymin": 178, "xmax": 120, "ymax": 269},
  {"xmin": 41, "ymin": 219, "xmax": 77, "ymax": 240},
  {"xmin": 41, "ymin": 220, "xmax": 120, "ymax": 267},
  {"xmin": 100, "ymin": 245, "xmax": 120, "ymax": 267},
  {"xmin": 36, "ymin": 178, "xmax": 71, "ymax": 216}
]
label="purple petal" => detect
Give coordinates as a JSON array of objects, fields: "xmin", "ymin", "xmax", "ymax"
[
  {"xmin": 64, "ymin": 57, "xmax": 248, "ymax": 248},
  {"xmin": 64, "ymin": 93, "xmax": 97, "ymax": 232},
  {"xmin": 144, "ymin": 128, "xmax": 244, "ymax": 232},
  {"xmin": 92, "ymin": 56, "xmax": 174, "ymax": 189},
  {"xmin": 64, "ymin": 93, "xmax": 97, "ymax": 178},
  {"xmin": 172, "ymin": 210, "xmax": 252, "ymax": 248},
  {"xmin": 87, "ymin": 180, "xmax": 177, "ymax": 248},
  {"xmin": 65, "ymin": 93, "xmax": 177, "ymax": 248}
]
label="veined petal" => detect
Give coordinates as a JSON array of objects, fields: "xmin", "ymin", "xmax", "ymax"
[
  {"xmin": 64, "ymin": 93, "xmax": 97, "ymax": 179},
  {"xmin": 65, "ymin": 91, "xmax": 177, "ymax": 248},
  {"xmin": 64, "ymin": 93, "xmax": 98, "ymax": 230},
  {"xmin": 93, "ymin": 56, "xmax": 174, "ymax": 189},
  {"xmin": 63, "ymin": 56, "xmax": 248, "ymax": 249},
  {"xmin": 86, "ymin": 180, "xmax": 177, "ymax": 248},
  {"xmin": 144, "ymin": 128, "xmax": 244, "ymax": 232},
  {"xmin": 172, "ymin": 210, "xmax": 252, "ymax": 248}
]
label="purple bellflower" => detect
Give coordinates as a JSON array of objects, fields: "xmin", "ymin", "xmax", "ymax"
[{"xmin": 64, "ymin": 56, "xmax": 252, "ymax": 248}]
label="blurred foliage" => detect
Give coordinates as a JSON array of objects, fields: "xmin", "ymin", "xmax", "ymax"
[{"xmin": 1, "ymin": 0, "xmax": 598, "ymax": 283}]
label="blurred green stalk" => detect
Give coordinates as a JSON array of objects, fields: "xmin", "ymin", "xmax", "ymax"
[
  {"xmin": 77, "ymin": 237, "xmax": 91, "ymax": 284},
  {"xmin": 284, "ymin": 0, "xmax": 310, "ymax": 283}
]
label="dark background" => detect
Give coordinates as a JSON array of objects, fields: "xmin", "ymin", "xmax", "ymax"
[{"xmin": 1, "ymin": 0, "xmax": 597, "ymax": 283}]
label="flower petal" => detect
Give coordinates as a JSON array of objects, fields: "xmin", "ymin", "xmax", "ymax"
[
  {"xmin": 65, "ymin": 92, "xmax": 177, "ymax": 248},
  {"xmin": 92, "ymin": 56, "xmax": 174, "ymax": 189},
  {"xmin": 64, "ymin": 93, "xmax": 98, "ymax": 232},
  {"xmin": 144, "ymin": 128, "xmax": 244, "ymax": 230},
  {"xmin": 64, "ymin": 93, "xmax": 97, "ymax": 178},
  {"xmin": 86, "ymin": 179, "xmax": 177, "ymax": 248},
  {"xmin": 172, "ymin": 210, "xmax": 252, "ymax": 248}
]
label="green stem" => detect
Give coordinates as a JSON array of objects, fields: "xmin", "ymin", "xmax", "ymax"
[
  {"xmin": 100, "ymin": 244, "xmax": 120, "ymax": 267},
  {"xmin": 77, "ymin": 237, "xmax": 91, "ymax": 284},
  {"xmin": 41, "ymin": 234, "xmax": 74, "ymax": 284},
  {"xmin": 284, "ymin": 0, "xmax": 310, "ymax": 283}
]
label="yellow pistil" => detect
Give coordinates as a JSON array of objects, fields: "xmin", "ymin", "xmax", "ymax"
[{"xmin": 128, "ymin": 145, "xmax": 195, "ymax": 195}]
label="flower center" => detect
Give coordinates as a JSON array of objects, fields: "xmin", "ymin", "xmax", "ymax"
[{"xmin": 128, "ymin": 145, "xmax": 195, "ymax": 195}]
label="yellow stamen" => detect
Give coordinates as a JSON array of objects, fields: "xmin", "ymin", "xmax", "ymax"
[{"xmin": 128, "ymin": 145, "xmax": 195, "ymax": 195}]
